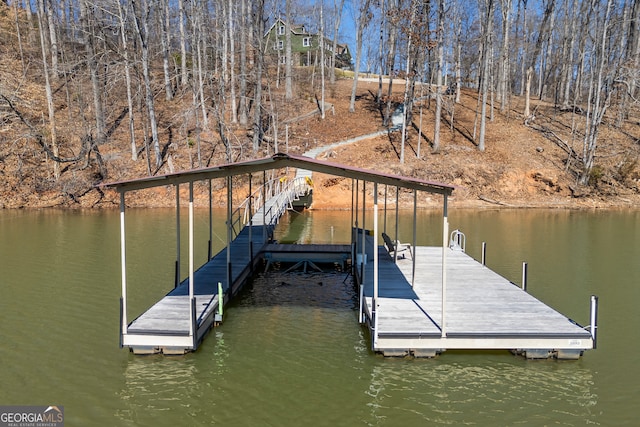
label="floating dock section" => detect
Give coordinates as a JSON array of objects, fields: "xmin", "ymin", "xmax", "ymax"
[{"xmin": 355, "ymin": 232, "xmax": 595, "ymax": 359}]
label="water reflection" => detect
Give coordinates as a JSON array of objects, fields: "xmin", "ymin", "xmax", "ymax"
[
  {"xmin": 362, "ymin": 355, "xmax": 597, "ymax": 425},
  {"xmin": 117, "ymin": 356, "xmax": 200, "ymax": 425},
  {"xmin": 237, "ymin": 269, "xmax": 356, "ymax": 309}
]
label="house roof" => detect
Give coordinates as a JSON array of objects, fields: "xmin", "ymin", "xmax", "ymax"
[
  {"xmin": 103, "ymin": 153, "xmax": 455, "ymax": 196},
  {"xmin": 264, "ymin": 18, "xmax": 310, "ymax": 38}
]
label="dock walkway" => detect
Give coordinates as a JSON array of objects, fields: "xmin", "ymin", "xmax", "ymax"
[
  {"xmin": 124, "ymin": 225, "xmax": 271, "ymax": 354},
  {"xmin": 358, "ymin": 236, "xmax": 594, "ymax": 359}
]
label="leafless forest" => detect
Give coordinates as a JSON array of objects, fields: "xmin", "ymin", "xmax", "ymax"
[{"xmin": 1, "ymin": 0, "xmax": 639, "ymax": 207}]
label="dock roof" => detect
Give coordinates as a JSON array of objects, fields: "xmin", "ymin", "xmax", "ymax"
[{"xmin": 103, "ymin": 153, "xmax": 455, "ymax": 196}]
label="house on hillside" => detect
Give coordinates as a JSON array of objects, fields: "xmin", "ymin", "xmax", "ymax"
[{"xmin": 264, "ymin": 18, "xmax": 352, "ymax": 70}]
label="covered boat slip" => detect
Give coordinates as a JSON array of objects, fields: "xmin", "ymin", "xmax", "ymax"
[
  {"xmin": 106, "ymin": 153, "xmax": 597, "ymax": 358},
  {"xmin": 356, "ymin": 234, "xmax": 594, "ymax": 359}
]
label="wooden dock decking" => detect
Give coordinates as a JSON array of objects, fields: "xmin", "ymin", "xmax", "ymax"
[
  {"xmin": 123, "ymin": 225, "xmax": 272, "ymax": 354},
  {"xmin": 358, "ymin": 237, "xmax": 594, "ymax": 359}
]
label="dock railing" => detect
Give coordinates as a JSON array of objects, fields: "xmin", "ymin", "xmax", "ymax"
[{"xmin": 228, "ymin": 175, "xmax": 312, "ymax": 238}]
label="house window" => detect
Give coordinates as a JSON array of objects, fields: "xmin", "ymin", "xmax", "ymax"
[
  {"xmin": 280, "ymin": 56, "xmax": 286, "ymax": 65},
  {"xmin": 303, "ymin": 37, "xmax": 311, "ymax": 47},
  {"xmin": 274, "ymin": 40, "xmax": 283, "ymax": 50},
  {"xmin": 278, "ymin": 25, "xmax": 285, "ymax": 35}
]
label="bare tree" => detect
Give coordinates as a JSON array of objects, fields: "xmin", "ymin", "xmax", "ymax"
[
  {"xmin": 524, "ymin": 0, "xmax": 556, "ymax": 119},
  {"xmin": 580, "ymin": 0, "xmax": 615, "ymax": 184},
  {"xmin": 349, "ymin": 0, "xmax": 373, "ymax": 113},
  {"xmin": 160, "ymin": 0, "xmax": 174, "ymax": 100},
  {"xmin": 35, "ymin": 0, "xmax": 60, "ymax": 179},
  {"xmin": 131, "ymin": 0, "xmax": 162, "ymax": 170},
  {"xmin": 285, "ymin": 0, "xmax": 293, "ymax": 100},
  {"xmin": 252, "ymin": 0, "xmax": 266, "ymax": 152},
  {"xmin": 115, "ymin": 0, "xmax": 138, "ymax": 161},
  {"xmin": 433, "ymin": 0, "xmax": 445, "ymax": 153},
  {"xmin": 498, "ymin": 0, "xmax": 512, "ymax": 113},
  {"xmin": 330, "ymin": 0, "xmax": 346, "ymax": 84}
]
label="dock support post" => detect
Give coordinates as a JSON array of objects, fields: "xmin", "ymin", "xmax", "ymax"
[
  {"xmin": 590, "ymin": 295, "xmax": 599, "ymax": 349},
  {"xmin": 189, "ymin": 182, "xmax": 195, "ymax": 338},
  {"xmin": 227, "ymin": 176, "xmax": 233, "ymax": 292},
  {"xmin": 522, "ymin": 262, "xmax": 528, "ymax": 291},
  {"xmin": 119, "ymin": 297, "xmax": 124, "ymax": 348},
  {"xmin": 373, "ymin": 183, "xmax": 379, "ymax": 337},
  {"xmin": 383, "ymin": 185, "xmax": 387, "ymax": 234},
  {"xmin": 411, "ymin": 190, "xmax": 417, "ymax": 287},
  {"xmin": 394, "ymin": 186, "xmax": 399, "ymax": 263},
  {"xmin": 441, "ymin": 194, "xmax": 448, "ymax": 338},
  {"xmin": 218, "ymin": 282, "xmax": 224, "ymax": 318},
  {"xmin": 481, "ymin": 242, "xmax": 487, "ymax": 266},
  {"xmin": 262, "ymin": 171, "xmax": 267, "ymax": 238},
  {"xmin": 175, "ymin": 184, "xmax": 181, "ymax": 288},
  {"xmin": 119, "ymin": 192, "xmax": 128, "ymax": 339},
  {"xmin": 361, "ymin": 181, "xmax": 366, "ymax": 282},
  {"xmin": 248, "ymin": 174, "xmax": 253, "ymax": 264},
  {"xmin": 359, "ymin": 284, "xmax": 364, "ymax": 323},
  {"xmin": 208, "ymin": 180, "xmax": 213, "ymax": 261},
  {"xmin": 191, "ymin": 297, "xmax": 197, "ymax": 350}
]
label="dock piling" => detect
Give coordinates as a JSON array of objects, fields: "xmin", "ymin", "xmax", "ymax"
[
  {"xmin": 522, "ymin": 262, "xmax": 528, "ymax": 291},
  {"xmin": 590, "ymin": 295, "xmax": 599, "ymax": 349},
  {"xmin": 481, "ymin": 242, "xmax": 487, "ymax": 266}
]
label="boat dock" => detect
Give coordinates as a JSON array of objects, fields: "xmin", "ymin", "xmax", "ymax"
[
  {"xmin": 105, "ymin": 153, "xmax": 597, "ymax": 358},
  {"xmin": 356, "ymin": 233, "xmax": 594, "ymax": 359}
]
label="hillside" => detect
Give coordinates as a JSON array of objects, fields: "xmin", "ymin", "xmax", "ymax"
[{"xmin": 1, "ymin": 4, "xmax": 639, "ymax": 210}]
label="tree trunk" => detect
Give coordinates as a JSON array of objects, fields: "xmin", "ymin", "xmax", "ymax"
[
  {"xmin": 285, "ymin": 0, "xmax": 293, "ymax": 100},
  {"xmin": 330, "ymin": 0, "xmax": 346, "ymax": 84},
  {"xmin": 45, "ymin": 0, "xmax": 59, "ymax": 76},
  {"xmin": 499, "ymin": 0, "xmax": 512, "ymax": 113},
  {"xmin": 252, "ymin": 0, "xmax": 265, "ymax": 153},
  {"xmin": 132, "ymin": 0, "xmax": 162, "ymax": 170},
  {"xmin": 115, "ymin": 0, "xmax": 137, "ymax": 161},
  {"xmin": 523, "ymin": 0, "xmax": 556, "ymax": 118},
  {"xmin": 349, "ymin": 0, "xmax": 372, "ymax": 113},
  {"xmin": 229, "ymin": 0, "xmax": 237, "ymax": 123},
  {"xmin": 478, "ymin": 0, "xmax": 495, "ymax": 152},
  {"xmin": 238, "ymin": 0, "xmax": 248, "ymax": 126},
  {"xmin": 160, "ymin": 0, "xmax": 173, "ymax": 100},
  {"xmin": 36, "ymin": 0, "xmax": 60, "ymax": 179},
  {"xmin": 433, "ymin": 0, "xmax": 445, "ymax": 153},
  {"xmin": 320, "ymin": 1, "xmax": 326, "ymax": 119},
  {"xmin": 178, "ymin": 0, "xmax": 188, "ymax": 89},
  {"xmin": 580, "ymin": 0, "xmax": 614, "ymax": 185}
]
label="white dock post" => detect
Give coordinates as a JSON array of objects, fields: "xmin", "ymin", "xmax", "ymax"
[
  {"xmin": 360, "ymin": 181, "xmax": 366, "ymax": 282},
  {"xmin": 119, "ymin": 192, "xmax": 128, "ymax": 339},
  {"xmin": 590, "ymin": 295, "xmax": 599, "ymax": 348},
  {"xmin": 218, "ymin": 282, "xmax": 224, "ymax": 317},
  {"xmin": 522, "ymin": 262, "xmax": 528, "ymax": 291},
  {"xmin": 373, "ymin": 183, "xmax": 379, "ymax": 347},
  {"xmin": 441, "ymin": 194, "xmax": 448, "ymax": 338},
  {"xmin": 394, "ymin": 186, "xmax": 399, "ymax": 263},
  {"xmin": 189, "ymin": 182, "xmax": 195, "ymax": 339}
]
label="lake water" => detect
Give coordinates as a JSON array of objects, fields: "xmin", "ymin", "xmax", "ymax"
[{"xmin": 0, "ymin": 208, "xmax": 638, "ymax": 426}]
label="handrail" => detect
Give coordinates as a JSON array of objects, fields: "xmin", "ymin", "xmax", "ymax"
[
  {"xmin": 449, "ymin": 229, "xmax": 466, "ymax": 252},
  {"xmin": 227, "ymin": 175, "xmax": 312, "ymax": 239}
]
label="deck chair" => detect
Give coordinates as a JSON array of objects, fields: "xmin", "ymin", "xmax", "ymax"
[{"xmin": 381, "ymin": 232, "xmax": 412, "ymax": 259}]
